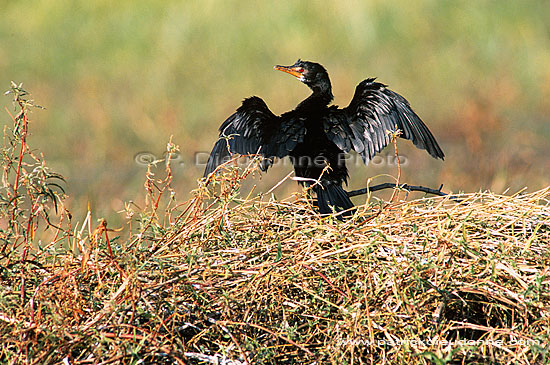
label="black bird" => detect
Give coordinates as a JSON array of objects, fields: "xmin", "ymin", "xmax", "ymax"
[{"xmin": 203, "ymin": 60, "xmax": 444, "ymax": 218}]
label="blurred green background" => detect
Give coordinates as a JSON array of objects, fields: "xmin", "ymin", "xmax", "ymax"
[{"xmin": 1, "ymin": 0, "xmax": 549, "ymax": 224}]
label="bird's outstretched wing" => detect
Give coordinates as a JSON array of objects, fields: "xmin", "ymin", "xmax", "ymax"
[
  {"xmin": 323, "ymin": 78, "xmax": 444, "ymax": 164},
  {"xmin": 203, "ymin": 96, "xmax": 306, "ymax": 177}
]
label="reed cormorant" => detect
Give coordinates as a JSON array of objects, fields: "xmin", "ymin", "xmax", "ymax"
[{"xmin": 203, "ymin": 59, "xmax": 444, "ymax": 218}]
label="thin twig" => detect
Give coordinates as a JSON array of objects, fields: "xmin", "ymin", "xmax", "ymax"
[{"xmin": 347, "ymin": 182, "xmax": 448, "ymax": 198}]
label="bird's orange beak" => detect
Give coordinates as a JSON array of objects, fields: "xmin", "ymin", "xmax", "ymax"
[{"xmin": 274, "ymin": 64, "xmax": 304, "ymax": 79}]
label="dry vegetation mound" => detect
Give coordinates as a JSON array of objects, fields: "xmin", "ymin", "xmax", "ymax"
[{"xmin": 1, "ymin": 84, "xmax": 549, "ymax": 364}]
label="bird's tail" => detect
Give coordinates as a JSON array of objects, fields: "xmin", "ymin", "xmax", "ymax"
[{"xmin": 314, "ymin": 182, "xmax": 355, "ymax": 220}]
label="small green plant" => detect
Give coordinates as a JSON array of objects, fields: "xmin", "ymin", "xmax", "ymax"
[{"xmin": 0, "ymin": 82, "xmax": 68, "ymax": 263}]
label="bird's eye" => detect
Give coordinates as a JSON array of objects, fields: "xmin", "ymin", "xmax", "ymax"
[{"xmin": 296, "ymin": 68, "xmax": 304, "ymax": 73}]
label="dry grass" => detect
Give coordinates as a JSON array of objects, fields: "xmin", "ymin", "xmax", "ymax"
[{"xmin": 1, "ymin": 85, "xmax": 549, "ymax": 364}]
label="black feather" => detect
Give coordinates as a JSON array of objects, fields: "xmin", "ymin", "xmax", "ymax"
[{"xmin": 314, "ymin": 183, "xmax": 355, "ymax": 220}]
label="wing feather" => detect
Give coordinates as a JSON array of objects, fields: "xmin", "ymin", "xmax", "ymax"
[
  {"xmin": 323, "ymin": 78, "xmax": 444, "ymax": 164},
  {"xmin": 203, "ymin": 96, "xmax": 306, "ymax": 177}
]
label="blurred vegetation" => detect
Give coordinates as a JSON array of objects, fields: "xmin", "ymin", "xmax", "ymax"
[
  {"xmin": 1, "ymin": 0, "xmax": 549, "ymax": 224},
  {"xmin": 1, "ymin": 3, "xmax": 550, "ymax": 362}
]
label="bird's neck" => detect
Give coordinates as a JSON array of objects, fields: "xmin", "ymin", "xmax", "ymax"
[{"xmin": 297, "ymin": 83, "xmax": 334, "ymax": 110}]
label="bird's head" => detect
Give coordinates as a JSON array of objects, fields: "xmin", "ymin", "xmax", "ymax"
[{"xmin": 274, "ymin": 59, "xmax": 331, "ymax": 92}]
